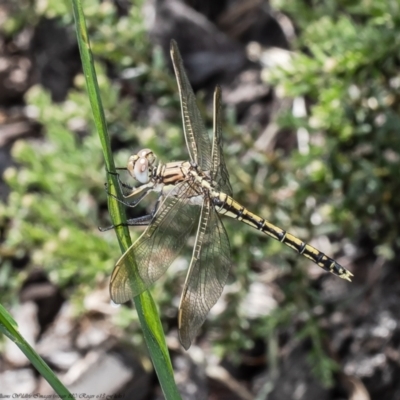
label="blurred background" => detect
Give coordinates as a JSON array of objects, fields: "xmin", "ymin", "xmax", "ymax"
[{"xmin": 1, "ymin": 0, "xmax": 400, "ymax": 399}]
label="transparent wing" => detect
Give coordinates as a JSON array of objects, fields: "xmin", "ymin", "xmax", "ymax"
[
  {"xmin": 170, "ymin": 40, "xmax": 212, "ymax": 172},
  {"xmin": 178, "ymin": 198, "xmax": 231, "ymax": 349},
  {"xmin": 211, "ymin": 85, "xmax": 232, "ymax": 196},
  {"xmin": 110, "ymin": 182, "xmax": 201, "ymax": 304}
]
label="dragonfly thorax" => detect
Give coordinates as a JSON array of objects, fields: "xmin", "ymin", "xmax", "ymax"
[{"xmin": 127, "ymin": 148, "xmax": 157, "ymax": 184}]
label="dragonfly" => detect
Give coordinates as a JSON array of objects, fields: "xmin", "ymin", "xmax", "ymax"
[{"xmin": 105, "ymin": 40, "xmax": 353, "ymax": 350}]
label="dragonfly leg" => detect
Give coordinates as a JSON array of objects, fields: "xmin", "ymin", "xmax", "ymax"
[
  {"xmin": 98, "ymin": 224, "xmax": 117, "ymax": 232},
  {"xmin": 106, "ymin": 168, "xmax": 135, "ymax": 192},
  {"xmin": 104, "ymin": 180, "xmax": 134, "ymax": 195},
  {"xmin": 119, "ymin": 181, "xmax": 135, "ymax": 191},
  {"xmin": 99, "ymin": 214, "xmax": 152, "ymax": 231},
  {"xmin": 124, "ymin": 194, "xmax": 163, "ymax": 225},
  {"xmin": 124, "ymin": 214, "xmax": 153, "ymax": 226},
  {"xmin": 105, "ymin": 183, "xmax": 153, "ymax": 208},
  {"xmin": 99, "ymin": 194, "xmax": 163, "ymax": 231}
]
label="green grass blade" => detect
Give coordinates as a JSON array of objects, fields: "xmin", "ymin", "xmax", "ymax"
[
  {"xmin": 71, "ymin": 1, "xmax": 181, "ymax": 398},
  {"xmin": 0, "ymin": 304, "xmax": 73, "ymax": 396}
]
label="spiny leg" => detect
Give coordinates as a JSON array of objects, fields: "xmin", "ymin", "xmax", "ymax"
[
  {"xmin": 99, "ymin": 214, "xmax": 153, "ymax": 232},
  {"xmin": 105, "ymin": 186, "xmax": 152, "ymax": 208},
  {"xmin": 99, "ymin": 194, "xmax": 163, "ymax": 232},
  {"xmin": 105, "ymin": 168, "xmax": 136, "ymax": 194}
]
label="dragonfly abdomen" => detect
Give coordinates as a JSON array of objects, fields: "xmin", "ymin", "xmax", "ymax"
[{"xmin": 213, "ymin": 192, "xmax": 353, "ymax": 281}]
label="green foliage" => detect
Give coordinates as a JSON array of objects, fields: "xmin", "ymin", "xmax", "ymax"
[
  {"xmin": 0, "ymin": 0, "xmax": 155, "ymax": 306},
  {"xmin": 4, "ymin": 0, "xmax": 399, "ymax": 389},
  {"xmin": 0, "ymin": 304, "xmax": 73, "ymax": 396},
  {"xmin": 0, "ymin": 80, "xmax": 119, "ymax": 302},
  {"xmin": 264, "ymin": 0, "xmax": 400, "ymax": 384},
  {"xmin": 0, "ymin": 0, "xmax": 195, "ymax": 342},
  {"xmin": 270, "ymin": 1, "xmax": 400, "ymax": 251}
]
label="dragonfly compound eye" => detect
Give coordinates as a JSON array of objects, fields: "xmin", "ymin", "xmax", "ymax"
[
  {"xmin": 127, "ymin": 154, "xmax": 149, "ymax": 183},
  {"xmin": 127, "ymin": 154, "xmax": 138, "ymax": 177},
  {"xmin": 138, "ymin": 148, "xmax": 156, "ymax": 166},
  {"xmin": 133, "ymin": 156, "xmax": 150, "ymax": 183}
]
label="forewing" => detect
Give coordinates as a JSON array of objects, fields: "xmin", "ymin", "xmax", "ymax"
[
  {"xmin": 178, "ymin": 199, "xmax": 231, "ymax": 349},
  {"xmin": 170, "ymin": 40, "xmax": 212, "ymax": 172},
  {"xmin": 211, "ymin": 86, "xmax": 232, "ymax": 196},
  {"xmin": 110, "ymin": 183, "xmax": 200, "ymax": 304}
]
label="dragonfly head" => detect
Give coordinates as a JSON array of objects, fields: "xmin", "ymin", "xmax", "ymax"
[{"xmin": 127, "ymin": 149, "xmax": 157, "ymax": 184}]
